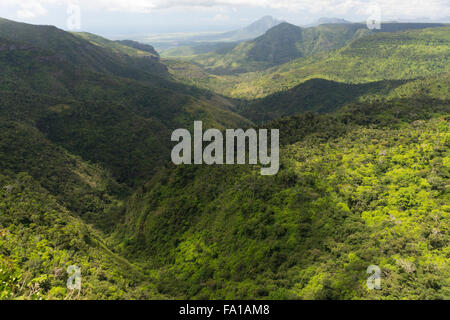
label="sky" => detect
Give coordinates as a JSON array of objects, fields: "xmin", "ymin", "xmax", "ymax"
[{"xmin": 0, "ymin": 0, "xmax": 449, "ymax": 37}]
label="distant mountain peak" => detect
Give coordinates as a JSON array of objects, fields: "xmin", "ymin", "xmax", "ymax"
[
  {"xmin": 261, "ymin": 22, "xmax": 302, "ymax": 37},
  {"xmin": 246, "ymin": 16, "xmax": 282, "ymax": 30},
  {"xmin": 173, "ymin": 15, "xmax": 283, "ymax": 43}
]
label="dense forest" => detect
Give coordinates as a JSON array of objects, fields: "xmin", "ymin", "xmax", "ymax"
[{"xmin": 0, "ymin": 16, "xmax": 448, "ymax": 299}]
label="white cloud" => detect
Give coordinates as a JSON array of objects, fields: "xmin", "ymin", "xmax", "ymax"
[{"xmin": 0, "ymin": 0, "xmax": 51, "ymax": 19}]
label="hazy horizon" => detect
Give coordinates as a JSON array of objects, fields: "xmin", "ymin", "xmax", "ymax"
[{"xmin": 0, "ymin": 1, "xmax": 449, "ymax": 38}]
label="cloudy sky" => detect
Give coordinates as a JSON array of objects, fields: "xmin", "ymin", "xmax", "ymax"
[{"xmin": 0, "ymin": 0, "xmax": 449, "ymax": 36}]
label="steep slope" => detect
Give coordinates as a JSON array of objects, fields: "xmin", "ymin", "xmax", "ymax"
[
  {"xmin": 74, "ymin": 33, "xmax": 160, "ymax": 59},
  {"xmin": 0, "ymin": 17, "xmax": 255, "ymax": 301},
  {"xmin": 0, "ymin": 18, "xmax": 168, "ymax": 81},
  {"xmin": 0, "ymin": 18, "xmax": 249, "ymax": 300},
  {"xmin": 236, "ymin": 26, "xmax": 450, "ymax": 98},
  {"xmin": 0, "ymin": 20, "xmax": 251, "ymax": 187},
  {"xmin": 0, "ymin": 170, "xmax": 165, "ymax": 299},
  {"xmin": 0, "ymin": 20, "xmax": 186, "ymax": 300},
  {"xmin": 115, "ymin": 70, "xmax": 449, "ymax": 299},
  {"xmin": 0, "ymin": 120, "xmax": 127, "ymax": 228},
  {"xmin": 117, "ymin": 96, "xmax": 449, "ymax": 299},
  {"xmin": 171, "ymin": 26, "xmax": 450, "ymax": 98}
]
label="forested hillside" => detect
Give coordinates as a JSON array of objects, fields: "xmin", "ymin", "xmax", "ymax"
[
  {"xmin": 0, "ymin": 17, "xmax": 448, "ymax": 300},
  {"xmin": 117, "ymin": 96, "xmax": 449, "ymax": 299},
  {"xmin": 0, "ymin": 18, "xmax": 249, "ymax": 299},
  {"xmin": 0, "ymin": 19, "xmax": 250, "ymax": 187}
]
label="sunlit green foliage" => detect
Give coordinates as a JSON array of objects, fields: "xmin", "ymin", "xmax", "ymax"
[
  {"xmin": 0, "ymin": 172, "xmax": 164, "ymax": 299},
  {"xmin": 118, "ymin": 99, "xmax": 449, "ymax": 299}
]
